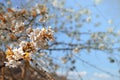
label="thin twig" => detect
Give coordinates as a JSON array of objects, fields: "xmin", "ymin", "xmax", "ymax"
[
  {"xmin": 21, "ymin": 66, "xmax": 25, "ymax": 80},
  {"xmin": 28, "ymin": 60, "xmax": 55, "ymax": 80},
  {"xmin": 1, "ymin": 66, "xmax": 5, "ymax": 80}
]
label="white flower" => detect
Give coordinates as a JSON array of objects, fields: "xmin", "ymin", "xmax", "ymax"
[
  {"xmin": 12, "ymin": 48, "xmax": 23, "ymax": 60},
  {"xmin": 28, "ymin": 28, "xmax": 40, "ymax": 42},
  {"xmin": 73, "ymin": 47, "xmax": 79, "ymax": 53},
  {"xmin": 86, "ymin": 16, "xmax": 91, "ymax": 22},
  {"xmin": 36, "ymin": 8, "xmax": 40, "ymax": 14},
  {"xmin": 107, "ymin": 27, "xmax": 114, "ymax": 33},
  {"xmin": 0, "ymin": 35, "xmax": 5, "ymax": 40},
  {"xmin": 117, "ymin": 30, "xmax": 120, "ymax": 36},
  {"xmin": 15, "ymin": 21, "xmax": 24, "ymax": 29},
  {"xmin": 5, "ymin": 60, "xmax": 21, "ymax": 68},
  {"xmin": 94, "ymin": 0, "xmax": 102, "ymax": 5},
  {"xmin": 98, "ymin": 44, "xmax": 105, "ymax": 50},
  {"xmin": 108, "ymin": 19, "xmax": 113, "ymax": 24},
  {"xmin": 28, "ymin": 27, "xmax": 54, "ymax": 49},
  {"xmin": 19, "ymin": 41, "xmax": 27, "ymax": 47},
  {"xmin": 80, "ymin": 8, "xmax": 91, "ymax": 15},
  {"xmin": 91, "ymin": 33, "xmax": 98, "ymax": 40},
  {"xmin": 26, "ymin": 27, "xmax": 33, "ymax": 34},
  {"xmin": 52, "ymin": 0, "xmax": 59, "ymax": 7},
  {"xmin": 61, "ymin": 57, "xmax": 67, "ymax": 64}
]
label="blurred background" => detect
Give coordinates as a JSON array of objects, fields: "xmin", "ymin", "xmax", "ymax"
[{"xmin": 0, "ymin": 0, "xmax": 120, "ymax": 80}]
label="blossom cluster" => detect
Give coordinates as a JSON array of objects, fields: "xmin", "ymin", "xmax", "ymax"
[
  {"xmin": 0, "ymin": 4, "xmax": 54, "ymax": 68},
  {"xmin": 0, "ymin": 4, "xmax": 47, "ymax": 43},
  {"xmin": 5, "ymin": 27, "xmax": 54, "ymax": 68}
]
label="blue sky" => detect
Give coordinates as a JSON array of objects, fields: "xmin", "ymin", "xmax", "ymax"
[{"xmin": 57, "ymin": 0, "xmax": 120, "ymax": 80}]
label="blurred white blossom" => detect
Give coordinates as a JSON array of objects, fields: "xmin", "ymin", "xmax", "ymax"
[
  {"xmin": 107, "ymin": 27, "xmax": 114, "ymax": 33},
  {"xmin": 94, "ymin": 0, "xmax": 102, "ymax": 5},
  {"xmin": 86, "ymin": 16, "xmax": 92, "ymax": 23},
  {"xmin": 108, "ymin": 19, "xmax": 113, "ymax": 24}
]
